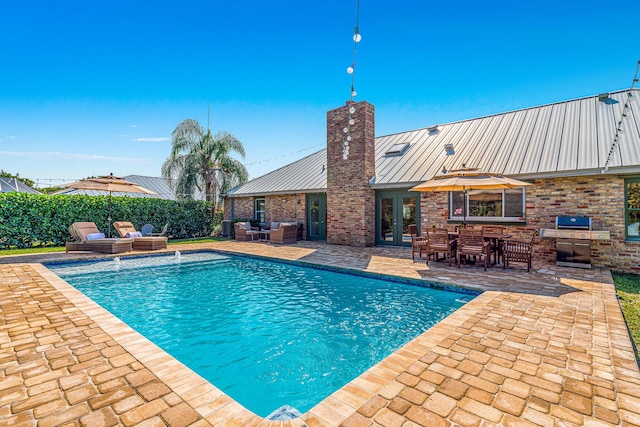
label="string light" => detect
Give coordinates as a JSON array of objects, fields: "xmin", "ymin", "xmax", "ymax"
[
  {"xmin": 603, "ymin": 60, "xmax": 640, "ymax": 173},
  {"xmin": 31, "ymin": 144, "xmax": 324, "ymax": 187},
  {"xmin": 343, "ymin": 0, "xmax": 362, "ymax": 160}
]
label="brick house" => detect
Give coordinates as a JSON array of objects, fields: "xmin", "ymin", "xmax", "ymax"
[{"xmin": 225, "ymin": 90, "xmax": 640, "ymax": 271}]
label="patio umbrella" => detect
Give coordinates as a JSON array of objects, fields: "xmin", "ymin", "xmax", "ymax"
[
  {"xmin": 410, "ymin": 167, "xmax": 531, "ymax": 227},
  {"xmin": 59, "ymin": 173, "xmax": 157, "ymax": 237}
]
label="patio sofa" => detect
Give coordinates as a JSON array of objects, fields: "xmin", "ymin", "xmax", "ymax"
[{"xmin": 65, "ymin": 222, "xmax": 134, "ymax": 254}]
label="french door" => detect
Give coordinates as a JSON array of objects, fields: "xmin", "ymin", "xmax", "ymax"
[
  {"xmin": 307, "ymin": 194, "xmax": 327, "ymax": 241},
  {"xmin": 376, "ymin": 191, "xmax": 419, "ymax": 246}
]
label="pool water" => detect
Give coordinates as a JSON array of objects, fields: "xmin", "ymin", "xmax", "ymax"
[{"xmin": 49, "ymin": 252, "xmax": 474, "ymax": 417}]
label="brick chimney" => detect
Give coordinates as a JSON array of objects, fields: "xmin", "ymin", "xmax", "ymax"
[{"xmin": 326, "ymin": 101, "xmax": 375, "ymax": 246}]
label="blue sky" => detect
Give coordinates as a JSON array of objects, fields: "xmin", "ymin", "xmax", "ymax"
[{"xmin": 1, "ymin": 1, "xmax": 639, "ymax": 189}]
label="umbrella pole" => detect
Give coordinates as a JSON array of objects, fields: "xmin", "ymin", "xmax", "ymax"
[
  {"xmin": 108, "ymin": 192, "xmax": 112, "ymax": 238},
  {"xmin": 462, "ymin": 188, "xmax": 467, "ymax": 229}
]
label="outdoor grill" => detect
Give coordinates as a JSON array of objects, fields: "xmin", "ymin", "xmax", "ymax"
[{"xmin": 540, "ymin": 215, "xmax": 610, "ymax": 268}]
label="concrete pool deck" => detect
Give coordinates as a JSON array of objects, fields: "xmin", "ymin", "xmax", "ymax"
[{"xmin": 1, "ymin": 240, "xmax": 639, "ymax": 426}]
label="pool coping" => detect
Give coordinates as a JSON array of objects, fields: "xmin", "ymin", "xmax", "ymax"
[
  {"xmin": 35, "ymin": 254, "xmax": 491, "ymax": 426},
  {"xmin": 4, "ymin": 240, "xmax": 640, "ymax": 426}
]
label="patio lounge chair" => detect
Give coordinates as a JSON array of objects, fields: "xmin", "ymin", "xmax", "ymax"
[
  {"xmin": 141, "ymin": 224, "xmax": 154, "ymax": 236},
  {"xmin": 66, "ymin": 222, "xmax": 134, "ymax": 254},
  {"xmin": 149, "ymin": 223, "xmax": 168, "ymax": 236},
  {"xmin": 112, "ymin": 221, "xmax": 168, "ymax": 251}
]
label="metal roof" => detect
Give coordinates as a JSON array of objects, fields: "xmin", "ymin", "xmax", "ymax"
[
  {"xmin": 0, "ymin": 177, "xmax": 41, "ymax": 194},
  {"xmin": 227, "ymin": 150, "xmax": 327, "ymax": 196},
  {"xmin": 55, "ymin": 175, "xmax": 176, "ymax": 200},
  {"xmin": 228, "ymin": 89, "xmax": 640, "ymax": 196}
]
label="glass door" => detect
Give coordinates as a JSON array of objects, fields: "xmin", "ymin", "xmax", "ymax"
[
  {"xmin": 307, "ymin": 194, "xmax": 326, "ymax": 240},
  {"xmin": 376, "ymin": 191, "xmax": 419, "ymax": 246}
]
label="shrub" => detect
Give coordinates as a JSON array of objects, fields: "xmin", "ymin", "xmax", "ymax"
[{"xmin": 0, "ymin": 192, "xmax": 218, "ymax": 249}]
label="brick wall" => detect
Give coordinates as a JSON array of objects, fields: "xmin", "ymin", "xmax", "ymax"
[
  {"xmin": 265, "ymin": 194, "xmax": 307, "ymax": 234},
  {"xmin": 419, "ymin": 175, "xmax": 640, "ymax": 271},
  {"xmin": 326, "ymin": 101, "xmax": 376, "ymax": 246},
  {"xmin": 223, "ymin": 194, "xmax": 307, "ymax": 237},
  {"xmin": 223, "ymin": 197, "xmax": 254, "ymax": 220}
]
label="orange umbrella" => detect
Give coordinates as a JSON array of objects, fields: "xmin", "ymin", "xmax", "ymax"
[
  {"xmin": 59, "ymin": 173, "xmax": 157, "ymax": 237},
  {"xmin": 410, "ymin": 167, "xmax": 531, "ymax": 226}
]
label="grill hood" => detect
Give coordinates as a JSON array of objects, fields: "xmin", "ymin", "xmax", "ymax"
[{"xmin": 556, "ymin": 215, "xmax": 591, "ymax": 230}]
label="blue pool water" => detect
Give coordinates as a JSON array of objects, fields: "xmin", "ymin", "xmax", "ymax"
[{"xmin": 48, "ymin": 252, "xmax": 475, "ymax": 417}]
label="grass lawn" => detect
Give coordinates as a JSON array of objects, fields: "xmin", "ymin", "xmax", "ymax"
[
  {"xmin": 613, "ymin": 271, "xmax": 640, "ymax": 364},
  {"xmin": 0, "ymin": 237, "xmax": 226, "ymax": 256}
]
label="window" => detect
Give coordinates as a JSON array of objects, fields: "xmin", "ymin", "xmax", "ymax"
[
  {"xmin": 626, "ymin": 178, "xmax": 640, "ymax": 240},
  {"xmin": 450, "ymin": 188, "xmax": 525, "ymax": 221},
  {"xmin": 254, "ymin": 198, "xmax": 265, "ymax": 224}
]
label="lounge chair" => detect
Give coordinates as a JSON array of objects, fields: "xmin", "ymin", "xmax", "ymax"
[
  {"xmin": 150, "ymin": 223, "xmax": 168, "ymax": 236},
  {"xmin": 112, "ymin": 221, "xmax": 168, "ymax": 251},
  {"xmin": 66, "ymin": 222, "xmax": 134, "ymax": 254},
  {"xmin": 141, "ymin": 224, "xmax": 154, "ymax": 236}
]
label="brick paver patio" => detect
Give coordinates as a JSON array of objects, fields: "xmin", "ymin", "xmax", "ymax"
[{"xmin": 1, "ymin": 240, "xmax": 639, "ymax": 426}]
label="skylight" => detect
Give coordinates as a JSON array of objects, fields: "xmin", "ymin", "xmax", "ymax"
[{"xmin": 384, "ymin": 142, "xmax": 410, "ymax": 157}]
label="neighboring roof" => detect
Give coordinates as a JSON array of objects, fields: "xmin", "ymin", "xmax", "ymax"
[
  {"xmin": 228, "ymin": 89, "xmax": 640, "ymax": 196},
  {"xmin": 0, "ymin": 177, "xmax": 41, "ymax": 194},
  {"xmin": 56, "ymin": 175, "xmax": 176, "ymax": 200},
  {"xmin": 227, "ymin": 150, "xmax": 327, "ymax": 196}
]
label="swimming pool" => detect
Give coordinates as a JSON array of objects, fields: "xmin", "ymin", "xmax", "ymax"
[{"xmin": 48, "ymin": 252, "xmax": 476, "ymax": 417}]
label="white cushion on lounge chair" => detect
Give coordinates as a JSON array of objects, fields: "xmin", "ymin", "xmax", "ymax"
[{"xmin": 270, "ymin": 222, "xmax": 280, "ymax": 230}]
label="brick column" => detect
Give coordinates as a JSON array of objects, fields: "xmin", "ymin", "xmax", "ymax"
[{"xmin": 326, "ymin": 101, "xmax": 376, "ymax": 246}]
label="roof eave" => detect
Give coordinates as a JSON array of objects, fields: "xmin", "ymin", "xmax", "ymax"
[{"xmin": 226, "ymin": 188, "xmax": 327, "ymax": 198}]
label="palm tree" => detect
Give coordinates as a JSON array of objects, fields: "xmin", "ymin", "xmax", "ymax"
[{"xmin": 162, "ymin": 119, "xmax": 248, "ymax": 211}]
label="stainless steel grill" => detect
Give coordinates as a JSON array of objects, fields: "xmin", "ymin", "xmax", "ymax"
[{"xmin": 540, "ymin": 215, "xmax": 610, "ymax": 269}]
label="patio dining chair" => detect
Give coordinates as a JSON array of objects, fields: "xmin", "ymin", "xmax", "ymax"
[
  {"xmin": 457, "ymin": 228, "xmax": 491, "ymax": 271},
  {"xmin": 425, "ymin": 229, "xmax": 457, "ymax": 266},
  {"xmin": 482, "ymin": 225, "xmax": 505, "ymax": 264},
  {"xmin": 503, "ymin": 229, "xmax": 538, "ymax": 272},
  {"xmin": 409, "ymin": 224, "xmax": 428, "ymax": 261}
]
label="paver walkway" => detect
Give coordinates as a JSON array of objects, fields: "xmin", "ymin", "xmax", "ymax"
[{"xmin": 1, "ymin": 240, "xmax": 639, "ymax": 426}]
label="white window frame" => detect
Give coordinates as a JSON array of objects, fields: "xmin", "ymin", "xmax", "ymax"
[
  {"xmin": 254, "ymin": 198, "xmax": 265, "ymax": 224},
  {"xmin": 449, "ymin": 188, "xmax": 526, "ymax": 223}
]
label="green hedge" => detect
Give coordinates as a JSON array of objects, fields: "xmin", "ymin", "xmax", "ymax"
[{"xmin": 0, "ymin": 192, "xmax": 215, "ymax": 249}]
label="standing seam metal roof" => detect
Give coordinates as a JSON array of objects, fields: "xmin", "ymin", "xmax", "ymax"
[
  {"xmin": 228, "ymin": 89, "xmax": 640, "ymax": 197},
  {"xmin": 0, "ymin": 177, "xmax": 41, "ymax": 194},
  {"xmin": 55, "ymin": 175, "xmax": 176, "ymax": 200}
]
